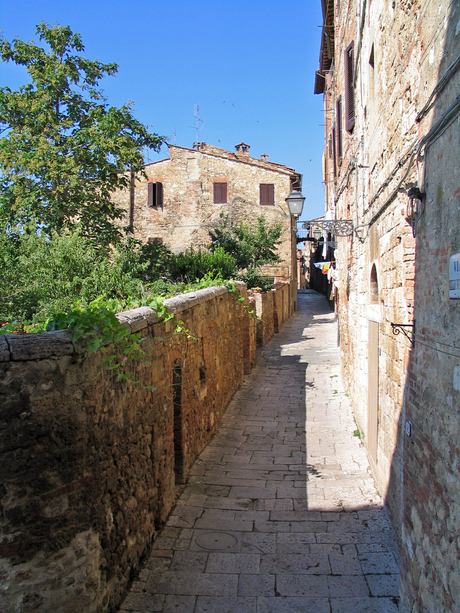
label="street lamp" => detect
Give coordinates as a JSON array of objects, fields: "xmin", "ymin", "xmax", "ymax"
[
  {"xmin": 286, "ymin": 191, "xmax": 305, "ymax": 304},
  {"xmin": 285, "ymin": 190, "xmax": 306, "ymax": 219}
]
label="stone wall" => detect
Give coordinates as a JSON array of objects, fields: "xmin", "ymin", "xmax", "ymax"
[
  {"xmin": 0, "ymin": 282, "xmax": 290, "ymax": 613},
  {"xmin": 317, "ymin": 0, "xmax": 460, "ymax": 610},
  {"xmin": 322, "ymin": 0, "xmax": 419, "ymax": 530},
  {"xmin": 251, "ymin": 282, "xmax": 293, "ymax": 347},
  {"xmin": 398, "ymin": 2, "xmax": 460, "ymax": 610}
]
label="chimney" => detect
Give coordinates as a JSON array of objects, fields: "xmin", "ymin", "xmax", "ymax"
[
  {"xmin": 261, "ymin": 153, "xmax": 268, "ymax": 161},
  {"xmin": 235, "ymin": 142, "xmax": 250, "ymax": 157}
]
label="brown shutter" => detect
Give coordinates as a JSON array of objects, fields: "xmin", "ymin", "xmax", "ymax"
[
  {"xmin": 147, "ymin": 182, "xmax": 154, "ymax": 207},
  {"xmin": 268, "ymin": 184, "xmax": 274, "ymax": 204},
  {"xmin": 214, "ymin": 183, "xmax": 227, "ymax": 204},
  {"xmin": 156, "ymin": 182, "xmax": 163, "ymax": 207},
  {"xmin": 332, "ymin": 126, "xmax": 337, "ymax": 178},
  {"xmin": 260, "ymin": 184, "xmax": 274, "ymax": 205},
  {"xmin": 260, "ymin": 184, "xmax": 266, "ymax": 205},
  {"xmin": 345, "ymin": 41, "xmax": 355, "ymax": 132},
  {"xmin": 336, "ymin": 97, "xmax": 343, "ymax": 163}
]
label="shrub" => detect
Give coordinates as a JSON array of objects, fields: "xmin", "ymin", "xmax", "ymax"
[
  {"xmin": 238, "ymin": 268, "xmax": 274, "ymax": 292},
  {"xmin": 167, "ymin": 246, "xmax": 236, "ymax": 283},
  {"xmin": 209, "ymin": 214, "xmax": 283, "ymax": 270},
  {"xmin": 0, "ymin": 230, "xmax": 172, "ymax": 324}
]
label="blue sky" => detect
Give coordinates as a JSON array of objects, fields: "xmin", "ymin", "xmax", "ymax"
[{"xmin": 1, "ymin": 0, "xmax": 325, "ymax": 221}]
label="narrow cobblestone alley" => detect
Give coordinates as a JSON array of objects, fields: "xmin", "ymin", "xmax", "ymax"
[{"xmin": 119, "ymin": 290, "xmax": 400, "ymax": 613}]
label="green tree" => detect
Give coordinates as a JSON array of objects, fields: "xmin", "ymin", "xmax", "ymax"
[
  {"xmin": 0, "ymin": 22, "xmax": 165, "ymax": 244},
  {"xmin": 209, "ymin": 214, "xmax": 283, "ymax": 270}
]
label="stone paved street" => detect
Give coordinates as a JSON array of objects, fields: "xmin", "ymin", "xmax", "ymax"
[{"xmin": 119, "ymin": 290, "xmax": 400, "ymax": 613}]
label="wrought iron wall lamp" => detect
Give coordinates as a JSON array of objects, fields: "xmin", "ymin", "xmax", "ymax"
[
  {"xmin": 301, "ymin": 219, "xmax": 354, "ymax": 237},
  {"xmin": 406, "ymin": 187, "xmax": 425, "ymax": 237}
]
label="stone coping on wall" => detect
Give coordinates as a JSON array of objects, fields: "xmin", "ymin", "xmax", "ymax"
[{"xmin": 0, "ymin": 282, "xmax": 246, "ymax": 363}]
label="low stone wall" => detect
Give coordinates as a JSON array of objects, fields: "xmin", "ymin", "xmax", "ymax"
[
  {"xmin": 251, "ymin": 281, "xmax": 292, "ymax": 347},
  {"xmin": 0, "ymin": 282, "xmax": 288, "ymax": 613}
]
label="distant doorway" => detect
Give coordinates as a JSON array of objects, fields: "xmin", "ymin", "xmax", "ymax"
[
  {"xmin": 368, "ymin": 320, "xmax": 379, "ymax": 462},
  {"xmin": 368, "ymin": 265, "xmax": 379, "ymax": 462}
]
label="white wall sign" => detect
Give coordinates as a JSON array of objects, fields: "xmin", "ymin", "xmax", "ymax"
[{"xmin": 449, "ymin": 252, "xmax": 460, "ymax": 300}]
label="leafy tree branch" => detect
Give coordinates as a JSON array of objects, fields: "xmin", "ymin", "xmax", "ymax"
[{"xmin": 0, "ymin": 22, "xmax": 165, "ymax": 244}]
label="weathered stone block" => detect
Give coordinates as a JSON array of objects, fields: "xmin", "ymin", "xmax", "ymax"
[{"xmin": 6, "ymin": 330, "xmax": 74, "ymax": 361}]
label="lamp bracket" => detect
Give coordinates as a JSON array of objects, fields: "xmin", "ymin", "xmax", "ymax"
[
  {"xmin": 391, "ymin": 322, "xmax": 415, "ymax": 345},
  {"xmin": 301, "ymin": 219, "xmax": 354, "ymax": 237}
]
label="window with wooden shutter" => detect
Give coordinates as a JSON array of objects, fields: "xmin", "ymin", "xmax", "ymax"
[
  {"xmin": 260, "ymin": 184, "xmax": 275, "ymax": 206},
  {"xmin": 332, "ymin": 125, "xmax": 337, "ymax": 178},
  {"xmin": 147, "ymin": 182, "xmax": 163, "ymax": 208},
  {"xmin": 213, "ymin": 182, "xmax": 227, "ymax": 204},
  {"xmin": 156, "ymin": 182, "xmax": 163, "ymax": 207},
  {"xmin": 344, "ymin": 41, "xmax": 355, "ymax": 132},
  {"xmin": 336, "ymin": 96, "xmax": 343, "ymax": 164},
  {"xmin": 148, "ymin": 182, "xmax": 154, "ymax": 206}
]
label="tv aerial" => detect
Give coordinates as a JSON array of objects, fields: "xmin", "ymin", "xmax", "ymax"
[{"xmin": 190, "ymin": 104, "xmax": 204, "ymax": 146}]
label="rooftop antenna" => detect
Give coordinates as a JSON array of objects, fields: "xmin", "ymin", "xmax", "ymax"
[{"xmin": 190, "ymin": 104, "xmax": 204, "ymax": 145}]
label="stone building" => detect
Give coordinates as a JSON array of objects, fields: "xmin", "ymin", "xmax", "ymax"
[
  {"xmin": 113, "ymin": 142, "xmax": 302, "ymax": 286},
  {"xmin": 315, "ymin": 0, "xmax": 460, "ymax": 610}
]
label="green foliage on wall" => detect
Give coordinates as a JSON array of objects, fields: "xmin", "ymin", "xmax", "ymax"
[
  {"xmin": 168, "ymin": 246, "xmax": 237, "ymax": 284},
  {"xmin": 0, "ymin": 230, "xmax": 173, "ymax": 326}
]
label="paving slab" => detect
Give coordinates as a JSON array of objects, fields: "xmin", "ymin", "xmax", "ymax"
[
  {"xmin": 118, "ymin": 291, "xmax": 400, "ymax": 612},
  {"xmin": 256, "ymin": 596, "xmax": 331, "ymax": 613}
]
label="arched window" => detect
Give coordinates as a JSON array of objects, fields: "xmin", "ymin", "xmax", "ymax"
[{"xmin": 370, "ymin": 264, "xmax": 379, "ymax": 303}]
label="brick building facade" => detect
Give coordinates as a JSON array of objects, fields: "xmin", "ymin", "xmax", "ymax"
[
  {"xmin": 112, "ymin": 142, "xmax": 302, "ymax": 285},
  {"xmin": 315, "ymin": 0, "xmax": 460, "ymax": 610}
]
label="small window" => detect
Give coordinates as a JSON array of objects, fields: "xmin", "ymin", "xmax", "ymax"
[
  {"xmin": 148, "ymin": 237, "xmax": 163, "ymax": 245},
  {"xmin": 147, "ymin": 182, "xmax": 163, "ymax": 208},
  {"xmin": 370, "ymin": 264, "xmax": 379, "ymax": 303},
  {"xmin": 260, "ymin": 184, "xmax": 274, "ymax": 206},
  {"xmin": 344, "ymin": 41, "xmax": 355, "ymax": 132},
  {"xmin": 214, "ymin": 182, "xmax": 227, "ymax": 204},
  {"xmin": 368, "ymin": 44, "xmax": 376, "ymax": 132}
]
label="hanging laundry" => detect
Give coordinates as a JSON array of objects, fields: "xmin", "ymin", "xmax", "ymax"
[
  {"xmin": 322, "ymin": 232, "xmax": 328, "ymax": 259},
  {"xmin": 313, "ymin": 261, "xmax": 332, "ymax": 274},
  {"xmin": 329, "ymin": 266, "xmax": 338, "ymax": 297}
]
